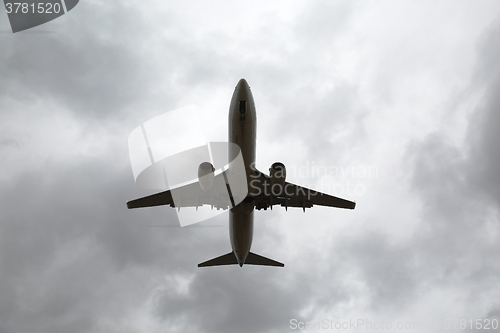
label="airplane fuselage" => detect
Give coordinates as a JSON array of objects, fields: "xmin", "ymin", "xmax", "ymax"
[{"xmin": 228, "ymin": 79, "xmax": 257, "ymax": 266}]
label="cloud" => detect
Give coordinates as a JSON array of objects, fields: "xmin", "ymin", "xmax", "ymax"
[
  {"xmin": 1, "ymin": 1, "xmax": 500, "ymax": 333},
  {"xmin": 402, "ymin": 13, "xmax": 500, "ymax": 324}
]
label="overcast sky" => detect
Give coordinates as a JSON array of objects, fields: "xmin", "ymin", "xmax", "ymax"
[{"xmin": 1, "ymin": 1, "xmax": 500, "ymax": 332}]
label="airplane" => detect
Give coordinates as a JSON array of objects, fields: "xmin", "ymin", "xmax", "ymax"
[{"xmin": 126, "ymin": 78, "xmax": 356, "ymax": 267}]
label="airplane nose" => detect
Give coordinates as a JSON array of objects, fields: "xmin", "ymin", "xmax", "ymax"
[
  {"xmin": 237, "ymin": 78, "xmax": 249, "ymax": 88},
  {"xmin": 235, "ymin": 78, "xmax": 250, "ymax": 97},
  {"xmin": 234, "ymin": 79, "xmax": 250, "ymax": 101},
  {"xmin": 229, "ymin": 78, "xmax": 255, "ymax": 121}
]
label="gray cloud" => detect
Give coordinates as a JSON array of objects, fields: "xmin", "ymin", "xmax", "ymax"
[
  {"xmin": 402, "ymin": 14, "xmax": 500, "ymax": 322},
  {"xmin": 1, "ymin": 1, "xmax": 500, "ymax": 333}
]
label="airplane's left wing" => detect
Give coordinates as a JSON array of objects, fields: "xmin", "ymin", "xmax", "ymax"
[
  {"xmin": 127, "ymin": 170, "xmax": 237, "ymax": 210},
  {"xmin": 127, "ymin": 189, "xmax": 174, "ymax": 209}
]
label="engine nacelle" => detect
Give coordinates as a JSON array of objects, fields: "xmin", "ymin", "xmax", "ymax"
[
  {"xmin": 198, "ymin": 162, "xmax": 215, "ymax": 191},
  {"xmin": 269, "ymin": 162, "xmax": 286, "ymax": 188}
]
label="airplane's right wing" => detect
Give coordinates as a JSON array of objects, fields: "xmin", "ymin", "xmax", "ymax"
[
  {"xmin": 272, "ymin": 181, "xmax": 356, "ymax": 210},
  {"xmin": 251, "ymin": 171, "xmax": 356, "ymax": 211}
]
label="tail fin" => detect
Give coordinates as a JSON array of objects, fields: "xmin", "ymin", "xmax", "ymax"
[
  {"xmin": 198, "ymin": 252, "xmax": 238, "ymax": 267},
  {"xmin": 245, "ymin": 252, "xmax": 284, "ymax": 267},
  {"xmin": 198, "ymin": 251, "xmax": 284, "ymax": 267}
]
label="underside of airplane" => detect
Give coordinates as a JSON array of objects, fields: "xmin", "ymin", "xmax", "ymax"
[{"xmin": 127, "ymin": 79, "xmax": 356, "ymax": 267}]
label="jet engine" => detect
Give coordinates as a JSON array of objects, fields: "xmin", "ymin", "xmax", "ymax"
[
  {"xmin": 198, "ymin": 162, "xmax": 215, "ymax": 191},
  {"xmin": 269, "ymin": 162, "xmax": 286, "ymax": 188}
]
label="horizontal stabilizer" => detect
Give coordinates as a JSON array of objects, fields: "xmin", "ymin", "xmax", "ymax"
[
  {"xmin": 198, "ymin": 251, "xmax": 284, "ymax": 267},
  {"xmin": 198, "ymin": 252, "xmax": 238, "ymax": 267},
  {"xmin": 245, "ymin": 252, "xmax": 284, "ymax": 267}
]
